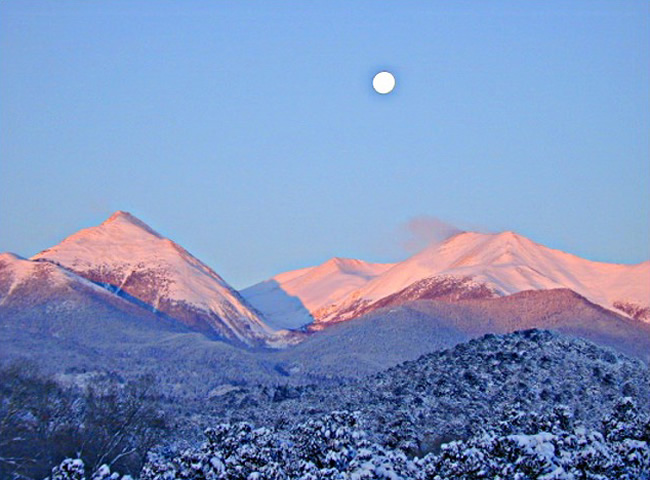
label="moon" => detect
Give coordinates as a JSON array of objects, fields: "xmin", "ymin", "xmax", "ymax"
[{"xmin": 373, "ymin": 71, "xmax": 396, "ymax": 94}]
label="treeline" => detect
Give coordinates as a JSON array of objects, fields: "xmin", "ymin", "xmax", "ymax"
[{"xmin": 0, "ymin": 361, "xmax": 168, "ymax": 480}]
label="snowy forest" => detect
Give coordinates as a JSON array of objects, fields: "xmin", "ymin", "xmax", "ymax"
[{"xmin": 2, "ymin": 330, "xmax": 649, "ymax": 480}]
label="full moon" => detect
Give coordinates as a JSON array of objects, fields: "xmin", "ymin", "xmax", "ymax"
[{"xmin": 373, "ymin": 71, "xmax": 396, "ymax": 94}]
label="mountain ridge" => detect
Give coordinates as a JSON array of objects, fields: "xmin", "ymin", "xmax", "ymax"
[
  {"xmin": 29, "ymin": 211, "xmax": 279, "ymax": 347},
  {"xmin": 245, "ymin": 230, "xmax": 649, "ymax": 328},
  {"xmin": 3, "ymin": 212, "xmax": 648, "ymax": 355},
  {"xmin": 241, "ymin": 256, "xmax": 395, "ymax": 330}
]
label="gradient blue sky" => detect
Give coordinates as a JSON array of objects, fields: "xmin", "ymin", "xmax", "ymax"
[{"xmin": 1, "ymin": 1, "xmax": 648, "ymax": 288}]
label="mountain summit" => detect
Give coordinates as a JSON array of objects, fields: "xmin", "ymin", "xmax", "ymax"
[
  {"xmin": 241, "ymin": 257, "xmax": 395, "ymax": 330},
  {"xmin": 245, "ymin": 230, "xmax": 650, "ymax": 328},
  {"xmin": 31, "ymin": 211, "xmax": 275, "ymax": 346}
]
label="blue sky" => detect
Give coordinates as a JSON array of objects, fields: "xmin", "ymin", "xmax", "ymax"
[{"xmin": 1, "ymin": 1, "xmax": 648, "ymax": 288}]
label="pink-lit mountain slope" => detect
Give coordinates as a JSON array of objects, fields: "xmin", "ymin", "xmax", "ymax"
[
  {"xmin": 315, "ymin": 231, "xmax": 650, "ymax": 327},
  {"xmin": 31, "ymin": 211, "xmax": 278, "ymax": 347},
  {"xmin": 241, "ymin": 257, "xmax": 395, "ymax": 329},
  {"xmin": 0, "ymin": 252, "xmax": 186, "ymax": 339},
  {"xmin": 248, "ymin": 230, "xmax": 649, "ymax": 329},
  {"xmin": 1, "ymin": 252, "xmax": 108, "ymax": 307}
]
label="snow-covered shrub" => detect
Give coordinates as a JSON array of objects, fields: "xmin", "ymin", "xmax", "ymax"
[
  {"xmin": 422, "ymin": 399, "xmax": 650, "ymax": 480},
  {"xmin": 290, "ymin": 411, "xmax": 365, "ymax": 472},
  {"xmin": 90, "ymin": 464, "xmax": 122, "ymax": 480},
  {"xmin": 49, "ymin": 459, "xmax": 85, "ymax": 480},
  {"xmin": 133, "ymin": 410, "xmax": 422, "ymax": 480},
  {"xmin": 47, "ymin": 459, "xmax": 130, "ymax": 480}
]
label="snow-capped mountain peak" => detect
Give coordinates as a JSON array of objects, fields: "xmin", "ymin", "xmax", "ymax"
[
  {"xmin": 100, "ymin": 210, "xmax": 163, "ymax": 237},
  {"xmin": 241, "ymin": 257, "xmax": 395, "ymax": 330},
  {"xmin": 414, "ymin": 230, "xmax": 547, "ymax": 272},
  {"xmin": 244, "ymin": 230, "xmax": 648, "ymax": 328},
  {"xmin": 312, "ymin": 230, "xmax": 650, "ymax": 325},
  {"xmin": 31, "ymin": 211, "xmax": 276, "ymax": 346}
]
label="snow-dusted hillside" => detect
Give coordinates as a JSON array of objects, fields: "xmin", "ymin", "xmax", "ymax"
[
  {"xmin": 264, "ymin": 288, "xmax": 650, "ymax": 379},
  {"xmin": 0, "ymin": 251, "xmax": 191, "ymax": 343},
  {"xmin": 242, "ymin": 257, "xmax": 394, "ymax": 329},
  {"xmin": 218, "ymin": 329, "xmax": 650, "ymax": 464},
  {"xmin": 36, "ymin": 331, "xmax": 650, "ymax": 480},
  {"xmin": 1, "ymin": 252, "xmax": 108, "ymax": 303},
  {"xmin": 312, "ymin": 231, "xmax": 650, "ymax": 326},
  {"xmin": 30, "ymin": 211, "xmax": 277, "ymax": 346}
]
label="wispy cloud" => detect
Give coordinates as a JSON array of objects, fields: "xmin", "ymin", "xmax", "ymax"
[{"xmin": 400, "ymin": 215, "xmax": 463, "ymax": 253}]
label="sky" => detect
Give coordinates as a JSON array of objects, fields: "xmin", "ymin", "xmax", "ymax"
[{"xmin": 1, "ymin": 1, "xmax": 648, "ymax": 289}]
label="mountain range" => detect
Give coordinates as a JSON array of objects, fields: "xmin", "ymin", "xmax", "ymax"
[
  {"xmin": 1, "ymin": 211, "xmax": 649, "ymax": 373},
  {"xmin": 244, "ymin": 230, "xmax": 650, "ymax": 330}
]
